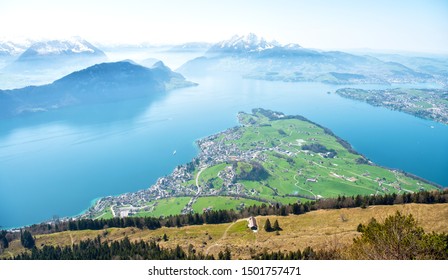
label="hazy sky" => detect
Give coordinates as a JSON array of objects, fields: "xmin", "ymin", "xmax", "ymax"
[{"xmin": 0, "ymin": 0, "xmax": 447, "ymax": 53}]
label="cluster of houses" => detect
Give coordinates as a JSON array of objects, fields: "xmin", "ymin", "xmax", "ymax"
[{"xmin": 330, "ymin": 172, "xmax": 357, "ymax": 183}]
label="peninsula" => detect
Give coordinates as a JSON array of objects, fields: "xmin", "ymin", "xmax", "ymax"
[
  {"xmin": 82, "ymin": 109, "xmax": 439, "ymax": 219},
  {"xmin": 336, "ymin": 88, "xmax": 448, "ymax": 125}
]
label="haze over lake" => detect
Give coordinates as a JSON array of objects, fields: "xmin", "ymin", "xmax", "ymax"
[{"xmin": 1, "ymin": 66, "xmax": 447, "ymax": 228}]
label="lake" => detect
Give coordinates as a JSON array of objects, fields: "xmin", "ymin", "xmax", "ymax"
[{"xmin": 1, "ymin": 74, "xmax": 447, "ymax": 228}]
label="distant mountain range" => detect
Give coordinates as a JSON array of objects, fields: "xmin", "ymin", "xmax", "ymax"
[
  {"xmin": 1, "ymin": 35, "xmax": 446, "ymax": 88},
  {"xmin": 0, "ymin": 60, "xmax": 196, "ymax": 118},
  {"xmin": 17, "ymin": 38, "xmax": 106, "ymax": 60},
  {"xmin": 179, "ymin": 33, "xmax": 445, "ymax": 85},
  {"xmin": 2, "ymin": 37, "xmax": 108, "ymax": 73},
  {"xmin": 206, "ymin": 33, "xmax": 300, "ymax": 54},
  {"xmin": 0, "ymin": 41, "xmax": 30, "ymax": 56}
]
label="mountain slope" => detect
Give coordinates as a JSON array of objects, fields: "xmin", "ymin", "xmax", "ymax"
[
  {"xmin": 4, "ymin": 38, "xmax": 107, "ymax": 73},
  {"xmin": 179, "ymin": 34, "xmax": 437, "ymax": 85},
  {"xmin": 0, "ymin": 41, "xmax": 30, "ymax": 56},
  {"xmin": 207, "ymin": 33, "xmax": 282, "ymax": 55},
  {"xmin": 1, "ymin": 203, "xmax": 447, "ymax": 260},
  {"xmin": 16, "ymin": 37, "xmax": 106, "ymax": 60},
  {"xmin": 0, "ymin": 61, "xmax": 196, "ymax": 118}
]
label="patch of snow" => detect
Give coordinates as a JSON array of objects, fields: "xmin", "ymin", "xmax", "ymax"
[
  {"xmin": 215, "ymin": 33, "xmax": 280, "ymax": 53},
  {"xmin": 33, "ymin": 39, "xmax": 95, "ymax": 55}
]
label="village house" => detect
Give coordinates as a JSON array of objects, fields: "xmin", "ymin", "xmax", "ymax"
[{"xmin": 306, "ymin": 178, "xmax": 318, "ymax": 183}]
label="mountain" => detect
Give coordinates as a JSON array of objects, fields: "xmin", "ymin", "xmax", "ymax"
[
  {"xmin": 4, "ymin": 37, "xmax": 108, "ymax": 73},
  {"xmin": 365, "ymin": 52, "xmax": 448, "ymax": 80},
  {"xmin": 178, "ymin": 33, "xmax": 439, "ymax": 85},
  {"xmin": 0, "ymin": 61, "xmax": 196, "ymax": 118},
  {"xmin": 207, "ymin": 33, "xmax": 281, "ymax": 55},
  {"xmin": 0, "ymin": 41, "xmax": 30, "ymax": 56},
  {"xmin": 0, "ymin": 40, "xmax": 31, "ymax": 69},
  {"xmin": 139, "ymin": 58, "xmax": 161, "ymax": 68},
  {"xmin": 17, "ymin": 37, "xmax": 106, "ymax": 61}
]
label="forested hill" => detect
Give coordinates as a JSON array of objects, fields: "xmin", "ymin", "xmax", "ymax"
[{"xmin": 0, "ymin": 61, "xmax": 196, "ymax": 118}]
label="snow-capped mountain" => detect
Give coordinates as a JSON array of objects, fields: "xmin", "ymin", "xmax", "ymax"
[
  {"xmin": 205, "ymin": 33, "xmax": 304, "ymax": 57},
  {"xmin": 4, "ymin": 37, "xmax": 108, "ymax": 75},
  {"xmin": 179, "ymin": 33, "xmax": 435, "ymax": 85},
  {"xmin": 0, "ymin": 41, "xmax": 31, "ymax": 56},
  {"xmin": 18, "ymin": 37, "xmax": 106, "ymax": 60},
  {"xmin": 207, "ymin": 33, "xmax": 282, "ymax": 54},
  {"xmin": 282, "ymin": 43, "xmax": 302, "ymax": 50}
]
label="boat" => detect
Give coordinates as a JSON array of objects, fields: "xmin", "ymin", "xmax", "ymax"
[{"xmin": 173, "ymin": 150, "xmax": 177, "ymax": 155}]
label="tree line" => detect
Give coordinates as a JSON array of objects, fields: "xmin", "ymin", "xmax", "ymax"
[
  {"xmin": 7, "ymin": 189, "xmax": 448, "ymax": 241},
  {"xmin": 0, "ymin": 230, "xmax": 9, "ymax": 252},
  {"xmin": 13, "ymin": 236, "xmax": 215, "ymax": 260},
  {"xmin": 13, "ymin": 211, "xmax": 446, "ymax": 260}
]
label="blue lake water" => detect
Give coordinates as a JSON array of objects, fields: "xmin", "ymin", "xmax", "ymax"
[{"xmin": 1, "ymin": 75, "xmax": 447, "ymax": 228}]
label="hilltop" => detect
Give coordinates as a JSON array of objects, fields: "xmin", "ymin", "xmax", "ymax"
[{"xmin": 83, "ymin": 109, "xmax": 439, "ymax": 220}]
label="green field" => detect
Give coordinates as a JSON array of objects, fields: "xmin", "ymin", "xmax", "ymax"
[
  {"xmin": 93, "ymin": 208, "xmax": 114, "ymax": 220},
  {"xmin": 133, "ymin": 197, "xmax": 191, "ymax": 218},
  {"xmin": 193, "ymin": 109, "xmax": 438, "ymax": 203},
  {"xmin": 198, "ymin": 163, "xmax": 226, "ymax": 189},
  {"xmin": 336, "ymin": 88, "xmax": 448, "ymax": 124},
  {"xmin": 192, "ymin": 196, "xmax": 264, "ymax": 213}
]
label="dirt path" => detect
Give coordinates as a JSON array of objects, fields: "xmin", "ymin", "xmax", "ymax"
[
  {"xmin": 205, "ymin": 219, "xmax": 242, "ymax": 255},
  {"xmin": 69, "ymin": 233, "xmax": 74, "ymax": 246},
  {"xmin": 110, "ymin": 206, "xmax": 116, "ymax": 218},
  {"xmin": 294, "ymin": 174, "xmax": 316, "ymax": 198},
  {"xmin": 183, "ymin": 166, "xmax": 207, "ymax": 214},
  {"xmin": 195, "ymin": 166, "xmax": 207, "ymax": 196},
  {"xmin": 95, "ymin": 212, "xmax": 107, "ymax": 219}
]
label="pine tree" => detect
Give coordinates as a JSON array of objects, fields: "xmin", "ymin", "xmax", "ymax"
[
  {"xmin": 21, "ymin": 230, "xmax": 35, "ymax": 249},
  {"xmin": 218, "ymin": 251, "xmax": 224, "ymax": 260},
  {"xmin": 264, "ymin": 218, "xmax": 273, "ymax": 232},
  {"xmin": 0, "ymin": 230, "xmax": 8, "ymax": 249},
  {"xmin": 273, "ymin": 219, "xmax": 281, "ymax": 231},
  {"xmin": 224, "ymin": 247, "xmax": 231, "ymax": 260}
]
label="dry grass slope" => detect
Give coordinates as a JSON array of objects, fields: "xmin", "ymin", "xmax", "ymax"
[{"xmin": 2, "ymin": 203, "xmax": 447, "ymax": 259}]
